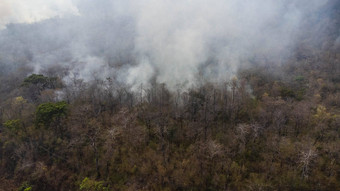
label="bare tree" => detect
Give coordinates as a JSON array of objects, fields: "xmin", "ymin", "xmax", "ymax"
[{"xmin": 299, "ymin": 148, "xmax": 317, "ymax": 179}]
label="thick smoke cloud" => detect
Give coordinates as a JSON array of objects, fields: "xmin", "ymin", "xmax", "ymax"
[
  {"xmin": 0, "ymin": 0, "xmax": 79, "ymax": 29},
  {"xmin": 0, "ymin": 0, "xmax": 337, "ymax": 90},
  {"xmin": 131, "ymin": 0, "xmax": 328, "ymax": 88}
]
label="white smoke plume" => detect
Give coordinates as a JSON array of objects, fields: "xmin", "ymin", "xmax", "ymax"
[
  {"xmin": 0, "ymin": 0, "xmax": 79, "ymax": 29},
  {"xmin": 0, "ymin": 0, "xmax": 337, "ymax": 90}
]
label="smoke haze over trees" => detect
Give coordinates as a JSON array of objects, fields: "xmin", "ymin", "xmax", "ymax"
[{"xmin": 0, "ymin": 0, "xmax": 339, "ymax": 89}]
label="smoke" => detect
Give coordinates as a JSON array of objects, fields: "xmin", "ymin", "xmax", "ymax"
[
  {"xmin": 0, "ymin": 0, "xmax": 79, "ymax": 29},
  {"xmin": 0, "ymin": 0, "xmax": 337, "ymax": 90}
]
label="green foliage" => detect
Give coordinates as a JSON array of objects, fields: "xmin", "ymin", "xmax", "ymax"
[
  {"xmin": 23, "ymin": 187, "xmax": 32, "ymax": 191},
  {"xmin": 3, "ymin": 119, "xmax": 21, "ymax": 131},
  {"xmin": 295, "ymin": 75, "xmax": 305, "ymax": 82},
  {"xmin": 35, "ymin": 101, "xmax": 68, "ymax": 128},
  {"xmin": 280, "ymin": 86, "xmax": 295, "ymax": 99},
  {"xmin": 278, "ymin": 85, "xmax": 305, "ymax": 101},
  {"xmin": 13, "ymin": 96, "xmax": 27, "ymax": 105},
  {"xmin": 295, "ymin": 89, "xmax": 305, "ymax": 101},
  {"xmin": 22, "ymin": 74, "xmax": 49, "ymax": 86},
  {"xmin": 18, "ymin": 182, "xmax": 32, "ymax": 191},
  {"xmin": 79, "ymin": 177, "xmax": 110, "ymax": 191},
  {"xmin": 21, "ymin": 74, "xmax": 60, "ymax": 90}
]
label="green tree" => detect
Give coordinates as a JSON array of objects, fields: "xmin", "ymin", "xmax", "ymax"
[
  {"xmin": 21, "ymin": 74, "xmax": 61, "ymax": 102},
  {"xmin": 22, "ymin": 74, "xmax": 49, "ymax": 87},
  {"xmin": 35, "ymin": 101, "xmax": 68, "ymax": 137},
  {"xmin": 35, "ymin": 102, "xmax": 68, "ymax": 127}
]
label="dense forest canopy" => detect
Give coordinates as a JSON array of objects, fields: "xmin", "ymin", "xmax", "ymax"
[{"xmin": 0, "ymin": 0, "xmax": 339, "ymax": 190}]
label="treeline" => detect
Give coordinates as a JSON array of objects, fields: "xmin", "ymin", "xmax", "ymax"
[{"xmin": 0, "ymin": 50, "xmax": 339, "ymax": 190}]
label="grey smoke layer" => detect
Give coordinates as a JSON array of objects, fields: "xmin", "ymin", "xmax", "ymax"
[{"xmin": 0, "ymin": 0, "xmax": 338, "ymax": 90}]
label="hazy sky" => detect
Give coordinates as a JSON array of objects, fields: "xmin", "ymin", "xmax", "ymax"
[{"xmin": 0, "ymin": 0, "xmax": 335, "ymax": 90}]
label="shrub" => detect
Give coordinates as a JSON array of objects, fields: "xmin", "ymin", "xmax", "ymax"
[{"xmin": 79, "ymin": 177, "xmax": 110, "ymax": 191}]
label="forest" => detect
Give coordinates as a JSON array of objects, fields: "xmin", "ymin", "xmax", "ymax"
[
  {"xmin": 0, "ymin": 0, "xmax": 340, "ymax": 191},
  {"xmin": 0, "ymin": 49, "xmax": 339, "ymax": 190}
]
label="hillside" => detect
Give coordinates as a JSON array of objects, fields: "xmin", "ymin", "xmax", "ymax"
[{"xmin": 0, "ymin": 0, "xmax": 340, "ymax": 190}]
